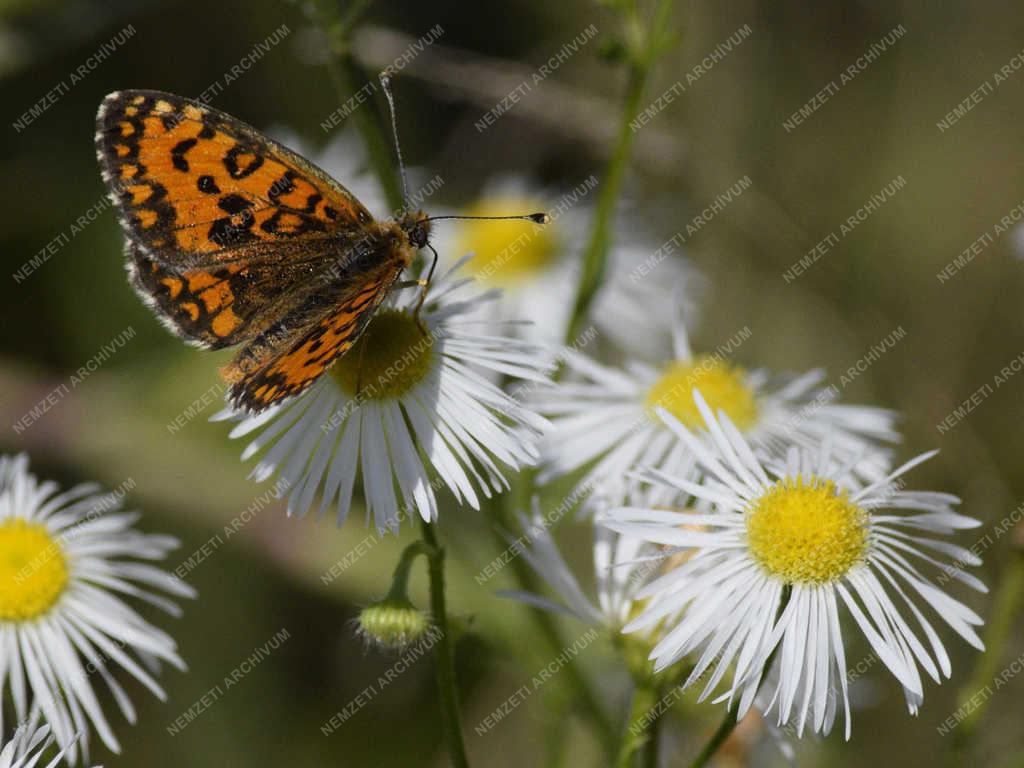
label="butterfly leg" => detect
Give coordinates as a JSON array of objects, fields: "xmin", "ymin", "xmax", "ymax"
[
  {"xmin": 394, "ymin": 279, "xmax": 429, "ymax": 290},
  {"xmin": 412, "ymin": 244, "xmax": 439, "ymax": 333}
]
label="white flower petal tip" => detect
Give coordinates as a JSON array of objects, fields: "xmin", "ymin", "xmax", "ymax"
[
  {"xmin": 497, "ymin": 504, "xmax": 655, "ymax": 629},
  {"xmin": 0, "ymin": 716, "xmax": 99, "ymax": 768}
]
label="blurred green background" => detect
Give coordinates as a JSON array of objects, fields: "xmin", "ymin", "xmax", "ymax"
[{"xmin": 1, "ymin": 0, "xmax": 1023, "ymax": 765}]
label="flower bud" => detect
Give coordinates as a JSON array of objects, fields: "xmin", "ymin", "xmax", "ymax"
[{"xmin": 357, "ymin": 598, "xmax": 431, "ymax": 650}]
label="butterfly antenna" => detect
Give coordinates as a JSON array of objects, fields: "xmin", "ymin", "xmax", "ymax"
[
  {"xmin": 413, "ymin": 243, "xmax": 440, "ymax": 327},
  {"xmin": 420, "ymin": 214, "xmax": 548, "ymax": 314},
  {"xmin": 379, "ymin": 72, "xmax": 411, "ymax": 210},
  {"xmin": 425, "ymin": 213, "xmax": 551, "ymax": 224}
]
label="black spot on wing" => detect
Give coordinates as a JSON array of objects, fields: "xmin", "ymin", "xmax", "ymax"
[
  {"xmin": 208, "ymin": 212, "xmax": 257, "ymax": 248},
  {"xmin": 258, "ymin": 210, "xmax": 328, "ymax": 237},
  {"xmin": 267, "ymin": 171, "xmax": 296, "ymax": 203},
  {"xmin": 218, "ymin": 194, "xmax": 254, "ymax": 215},
  {"xmin": 197, "ymin": 175, "xmax": 220, "ymax": 194},
  {"xmin": 223, "ymin": 144, "xmax": 264, "ymax": 179},
  {"xmin": 171, "ymin": 138, "xmax": 198, "ymax": 171},
  {"xmin": 304, "ymin": 193, "xmax": 322, "ymax": 213}
]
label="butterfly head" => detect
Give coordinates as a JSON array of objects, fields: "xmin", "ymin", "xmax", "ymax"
[{"xmin": 398, "ymin": 210, "xmax": 431, "ymax": 249}]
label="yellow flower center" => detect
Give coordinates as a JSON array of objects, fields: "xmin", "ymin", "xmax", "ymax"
[
  {"xmin": 746, "ymin": 477, "xmax": 869, "ymax": 584},
  {"xmin": 646, "ymin": 356, "xmax": 758, "ymax": 429},
  {"xmin": 0, "ymin": 519, "xmax": 68, "ymax": 621},
  {"xmin": 455, "ymin": 196, "xmax": 557, "ymax": 286},
  {"xmin": 331, "ymin": 310, "xmax": 435, "ymax": 399}
]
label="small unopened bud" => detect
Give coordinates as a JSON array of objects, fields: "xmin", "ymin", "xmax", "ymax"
[{"xmin": 357, "ymin": 598, "xmax": 431, "ymax": 650}]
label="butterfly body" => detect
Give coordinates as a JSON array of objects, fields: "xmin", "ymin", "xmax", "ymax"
[{"xmin": 95, "ymin": 89, "xmax": 429, "ymax": 412}]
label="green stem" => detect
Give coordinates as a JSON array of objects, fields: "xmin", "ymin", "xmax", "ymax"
[
  {"xmin": 688, "ymin": 703, "xmax": 739, "ymax": 768},
  {"xmin": 503, "ymin": 548, "xmax": 614, "ymax": 757},
  {"xmin": 640, "ymin": 691, "xmax": 662, "ymax": 768},
  {"xmin": 419, "ymin": 517, "xmax": 470, "ymax": 768},
  {"xmin": 385, "ymin": 539, "xmax": 431, "ymax": 601},
  {"xmin": 312, "ymin": 0, "xmax": 405, "ymax": 212},
  {"xmin": 485, "ymin": 506, "xmax": 617, "ymax": 755},
  {"xmin": 689, "ymin": 587, "xmax": 792, "ymax": 768},
  {"xmin": 952, "ymin": 547, "xmax": 1024, "ymax": 757},
  {"xmin": 565, "ymin": 0, "xmax": 675, "ymax": 344},
  {"xmin": 565, "ymin": 62, "xmax": 648, "ymax": 343},
  {"xmin": 614, "ymin": 681, "xmax": 662, "ymax": 768}
]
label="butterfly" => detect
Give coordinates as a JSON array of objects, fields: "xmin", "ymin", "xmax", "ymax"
[{"xmin": 93, "ymin": 87, "xmax": 443, "ymax": 414}]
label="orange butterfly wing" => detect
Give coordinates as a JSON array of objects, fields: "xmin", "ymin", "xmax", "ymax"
[
  {"xmin": 96, "ymin": 89, "xmax": 418, "ymax": 411},
  {"xmin": 97, "ymin": 89, "xmax": 384, "ymax": 350},
  {"xmin": 125, "ymin": 239, "xmax": 340, "ymax": 348},
  {"xmin": 223, "ymin": 240, "xmax": 409, "ymax": 411},
  {"xmin": 95, "ymin": 89, "xmax": 373, "ymax": 267}
]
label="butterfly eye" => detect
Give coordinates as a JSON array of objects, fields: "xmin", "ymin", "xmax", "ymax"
[{"xmin": 410, "ymin": 225, "xmax": 428, "ymax": 248}]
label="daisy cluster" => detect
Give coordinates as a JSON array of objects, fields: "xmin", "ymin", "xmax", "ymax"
[
  {"xmin": 383, "ymin": 180, "xmax": 980, "ymax": 743},
  {"xmin": 201, "ymin": 164, "xmax": 984, "ymax": 751}
]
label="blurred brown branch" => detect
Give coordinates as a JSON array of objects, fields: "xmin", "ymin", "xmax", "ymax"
[{"xmin": 350, "ymin": 23, "xmax": 684, "ymax": 172}]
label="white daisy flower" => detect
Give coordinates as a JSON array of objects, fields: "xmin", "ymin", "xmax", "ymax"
[
  {"xmin": 0, "ymin": 454, "xmax": 194, "ymax": 763},
  {"xmin": 500, "ymin": 497, "xmax": 654, "ymax": 629},
  {"xmin": 507, "ymin": 496, "xmax": 798, "ymax": 761},
  {"xmin": 602, "ymin": 395, "xmax": 986, "ymax": 738},
  {"xmin": 0, "ymin": 710, "xmax": 91, "ymax": 768},
  {"xmin": 536, "ymin": 319, "xmax": 899, "ymax": 510},
  {"xmin": 432, "ymin": 177, "xmax": 702, "ymax": 349},
  {"xmin": 214, "ymin": 259, "xmax": 550, "ymax": 531}
]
